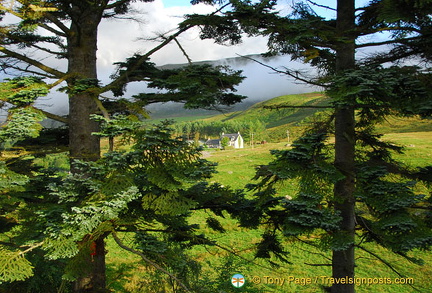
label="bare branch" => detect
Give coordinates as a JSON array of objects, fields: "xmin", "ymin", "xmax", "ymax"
[
  {"xmin": 174, "ymin": 37, "xmax": 192, "ymax": 65},
  {"xmin": 29, "ymin": 43, "xmax": 65, "ymax": 58},
  {"xmin": 0, "ymin": 47, "xmax": 65, "ymax": 78},
  {"xmin": 359, "ymin": 26, "xmax": 422, "ymax": 37},
  {"xmin": 307, "ymin": 0, "xmax": 336, "ymax": 12},
  {"xmin": 37, "ymin": 22, "xmax": 67, "ymax": 37},
  {"xmin": 211, "ymin": 241, "xmax": 283, "ymax": 271},
  {"xmin": 94, "ymin": 96, "xmax": 110, "ymax": 119},
  {"xmin": 356, "ymin": 246, "xmax": 404, "ymax": 278},
  {"xmin": 304, "ymin": 263, "xmax": 332, "ymax": 266},
  {"xmin": 357, "ymin": 245, "xmax": 424, "ymax": 291},
  {"xmin": 43, "ymin": 12, "xmax": 71, "ymax": 35},
  {"xmin": 237, "ymin": 54, "xmax": 326, "ymax": 87},
  {"xmin": 0, "ymin": 61, "xmax": 58, "ymax": 78},
  {"xmin": 294, "ymin": 236, "xmax": 333, "ymax": 262},
  {"xmin": 18, "ymin": 241, "xmax": 44, "ymax": 256}
]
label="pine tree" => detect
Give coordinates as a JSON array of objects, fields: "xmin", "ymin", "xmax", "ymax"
[
  {"xmin": 184, "ymin": 1, "xmax": 432, "ymax": 292},
  {"xmin": 0, "ymin": 1, "xmax": 245, "ymax": 291}
]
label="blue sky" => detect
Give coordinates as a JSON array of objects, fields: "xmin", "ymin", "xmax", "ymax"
[{"xmin": 162, "ymin": 0, "xmax": 193, "ymax": 7}]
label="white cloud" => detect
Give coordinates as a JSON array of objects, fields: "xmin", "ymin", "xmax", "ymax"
[
  {"xmin": 93, "ymin": 0, "xmax": 320, "ymax": 112},
  {"xmin": 96, "ymin": 0, "xmax": 270, "ymax": 81}
]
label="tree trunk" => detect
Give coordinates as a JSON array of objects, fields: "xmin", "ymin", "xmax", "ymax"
[
  {"xmin": 332, "ymin": 0, "xmax": 356, "ymax": 293},
  {"xmin": 67, "ymin": 6, "xmax": 106, "ymax": 292},
  {"xmin": 68, "ymin": 9, "xmax": 101, "ymax": 164}
]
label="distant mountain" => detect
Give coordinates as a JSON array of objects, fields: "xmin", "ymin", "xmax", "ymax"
[
  {"xmin": 145, "ymin": 99, "xmax": 257, "ymax": 119},
  {"xmin": 147, "ymin": 54, "xmax": 320, "ymax": 119}
]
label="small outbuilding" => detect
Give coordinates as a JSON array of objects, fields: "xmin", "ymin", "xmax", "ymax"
[{"xmin": 205, "ymin": 139, "xmax": 221, "ymax": 149}]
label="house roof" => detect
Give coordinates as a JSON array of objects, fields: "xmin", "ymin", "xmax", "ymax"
[
  {"xmin": 221, "ymin": 132, "xmax": 241, "ymax": 141},
  {"xmin": 205, "ymin": 139, "xmax": 220, "ymax": 145}
]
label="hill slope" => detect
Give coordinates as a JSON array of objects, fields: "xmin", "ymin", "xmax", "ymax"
[
  {"xmin": 205, "ymin": 92, "xmax": 329, "ymax": 126},
  {"xmin": 202, "ymin": 92, "xmax": 331, "ymax": 140},
  {"xmin": 203, "ymin": 92, "xmax": 432, "ymax": 135},
  {"xmin": 157, "ymin": 92, "xmax": 432, "ymax": 142}
]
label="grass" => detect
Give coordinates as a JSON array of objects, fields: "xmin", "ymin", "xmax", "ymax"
[
  {"xmin": 377, "ymin": 116, "xmax": 432, "ymax": 134},
  {"xmin": 9, "ymin": 92, "xmax": 431, "ymax": 292},
  {"xmin": 104, "ymin": 131, "xmax": 432, "ymax": 293},
  {"xmin": 382, "ymin": 132, "xmax": 432, "ymax": 167}
]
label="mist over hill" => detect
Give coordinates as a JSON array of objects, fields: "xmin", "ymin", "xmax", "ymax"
[{"xmin": 146, "ymin": 54, "xmax": 320, "ymax": 118}]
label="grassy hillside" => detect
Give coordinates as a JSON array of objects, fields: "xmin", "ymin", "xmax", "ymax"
[
  {"xmin": 216, "ymin": 92, "xmax": 432, "ymax": 133},
  {"xmin": 201, "ymin": 92, "xmax": 331, "ymax": 140},
  {"xmin": 204, "ymin": 92, "xmax": 329, "ymax": 124},
  {"xmin": 164, "ymin": 91, "xmax": 432, "ymax": 142}
]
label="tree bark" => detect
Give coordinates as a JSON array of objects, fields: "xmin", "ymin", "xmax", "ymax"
[
  {"xmin": 67, "ymin": 8, "xmax": 101, "ymax": 164},
  {"xmin": 332, "ymin": 0, "xmax": 356, "ymax": 293},
  {"xmin": 66, "ymin": 5, "xmax": 106, "ymax": 292}
]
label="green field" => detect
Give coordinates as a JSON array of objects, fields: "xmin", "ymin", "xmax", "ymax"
[
  {"xmin": 102, "ymin": 93, "xmax": 432, "ymax": 293},
  {"xmin": 105, "ymin": 130, "xmax": 432, "ymax": 293}
]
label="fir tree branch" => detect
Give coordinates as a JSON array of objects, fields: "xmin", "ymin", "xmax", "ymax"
[
  {"xmin": 356, "ymin": 36, "xmax": 421, "ymax": 49},
  {"xmin": 18, "ymin": 241, "xmax": 44, "ymax": 256},
  {"xmin": 43, "ymin": 12, "xmax": 71, "ymax": 35},
  {"xmin": 0, "ymin": 90, "xmax": 68, "ymax": 124},
  {"xmin": 0, "ymin": 2, "xmax": 69, "ymax": 36},
  {"xmin": 111, "ymin": 231, "xmax": 192, "ymax": 293},
  {"xmin": 0, "ymin": 46, "xmax": 65, "ymax": 78},
  {"xmin": 101, "ymin": 24, "xmax": 193, "ymax": 94},
  {"xmin": 105, "ymin": 0, "xmax": 133, "ymax": 10},
  {"xmin": 35, "ymin": 107, "xmax": 68, "ymax": 124},
  {"xmin": 102, "ymin": 3, "xmax": 231, "ymax": 94}
]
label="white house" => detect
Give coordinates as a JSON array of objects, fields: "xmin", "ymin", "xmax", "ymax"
[
  {"xmin": 221, "ymin": 132, "xmax": 244, "ymax": 148},
  {"xmin": 205, "ymin": 132, "xmax": 244, "ymax": 149}
]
